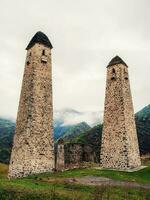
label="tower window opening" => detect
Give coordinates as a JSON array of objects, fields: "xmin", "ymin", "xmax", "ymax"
[
  {"xmin": 41, "ymin": 49, "xmax": 47, "ymax": 63},
  {"xmin": 124, "ymin": 68, "xmax": 128, "ymax": 80},
  {"xmin": 42, "ymin": 49, "xmax": 45, "ymax": 56},
  {"xmin": 111, "ymin": 68, "xmax": 116, "ymax": 80}
]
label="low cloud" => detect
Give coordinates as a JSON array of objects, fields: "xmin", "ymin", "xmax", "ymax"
[{"xmin": 54, "ymin": 109, "xmax": 103, "ymax": 126}]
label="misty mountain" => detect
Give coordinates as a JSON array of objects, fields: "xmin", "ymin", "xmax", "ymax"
[
  {"xmin": 54, "ymin": 108, "xmax": 101, "ymax": 127},
  {"xmin": 60, "ymin": 122, "xmax": 90, "ymax": 142},
  {"xmin": 54, "ymin": 109, "xmax": 91, "ymax": 140}
]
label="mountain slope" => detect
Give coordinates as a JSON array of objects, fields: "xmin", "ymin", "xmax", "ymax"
[
  {"xmin": 0, "ymin": 118, "xmax": 15, "ymax": 163},
  {"xmin": 54, "ymin": 119, "xmax": 71, "ymax": 140},
  {"xmin": 135, "ymin": 104, "xmax": 150, "ymax": 154},
  {"xmin": 54, "ymin": 109, "xmax": 90, "ymax": 140},
  {"xmin": 61, "ymin": 122, "xmax": 90, "ymax": 142},
  {"xmin": 136, "ymin": 104, "xmax": 150, "ymax": 120}
]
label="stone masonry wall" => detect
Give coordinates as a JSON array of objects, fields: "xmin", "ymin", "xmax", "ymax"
[
  {"xmin": 100, "ymin": 62, "xmax": 141, "ymax": 170},
  {"xmin": 56, "ymin": 139, "xmax": 65, "ymax": 171},
  {"xmin": 64, "ymin": 143, "xmax": 95, "ymax": 167},
  {"xmin": 8, "ymin": 43, "xmax": 54, "ymax": 178}
]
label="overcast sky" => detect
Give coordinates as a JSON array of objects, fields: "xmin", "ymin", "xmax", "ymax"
[{"xmin": 0, "ymin": 0, "xmax": 150, "ymax": 121}]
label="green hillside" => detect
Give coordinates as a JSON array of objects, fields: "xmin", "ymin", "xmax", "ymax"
[
  {"xmin": 0, "ymin": 118, "xmax": 15, "ymax": 164},
  {"xmin": 61, "ymin": 122, "xmax": 90, "ymax": 142},
  {"xmin": 136, "ymin": 104, "xmax": 150, "ymax": 119}
]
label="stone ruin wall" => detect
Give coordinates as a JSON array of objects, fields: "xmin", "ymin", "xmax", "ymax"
[
  {"xmin": 56, "ymin": 143, "xmax": 96, "ymax": 170},
  {"xmin": 56, "ymin": 139, "xmax": 65, "ymax": 171}
]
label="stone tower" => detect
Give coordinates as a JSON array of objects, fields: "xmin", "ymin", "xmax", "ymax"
[
  {"xmin": 8, "ymin": 31, "xmax": 54, "ymax": 178},
  {"xmin": 100, "ymin": 56, "xmax": 141, "ymax": 170},
  {"xmin": 56, "ymin": 138, "xmax": 65, "ymax": 171}
]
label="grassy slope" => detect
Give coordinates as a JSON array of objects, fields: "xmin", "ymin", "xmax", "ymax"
[{"xmin": 0, "ymin": 163, "xmax": 150, "ymax": 200}]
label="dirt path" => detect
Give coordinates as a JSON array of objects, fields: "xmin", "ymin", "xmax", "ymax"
[{"xmin": 66, "ymin": 176, "xmax": 150, "ymax": 189}]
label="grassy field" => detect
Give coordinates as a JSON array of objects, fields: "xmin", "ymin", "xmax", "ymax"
[{"xmin": 0, "ymin": 163, "xmax": 150, "ymax": 200}]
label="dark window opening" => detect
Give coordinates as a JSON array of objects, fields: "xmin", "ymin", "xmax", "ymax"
[
  {"xmin": 111, "ymin": 68, "xmax": 116, "ymax": 80},
  {"xmin": 124, "ymin": 68, "xmax": 128, "ymax": 80},
  {"xmin": 112, "ymin": 68, "xmax": 115, "ymax": 73},
  {"xmin": 41, "ymin": 49, "xmax": 47, "ymax": 63},
  {"xmin": 27, "ymin": 61, "xmax": 30, "ymax": 65},
  {"xmin": 42, "ymin": 49, "xmax": 45, "ymax": 56}
]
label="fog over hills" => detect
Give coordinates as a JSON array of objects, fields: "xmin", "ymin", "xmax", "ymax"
[{"xmin": 54, "ymin": 108, "xmax": 102, "ymax": 127}]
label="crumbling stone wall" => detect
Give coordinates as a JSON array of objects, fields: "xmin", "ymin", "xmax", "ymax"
[
  {"xmin": 100, "ymin": 56, "xmax": 141, "ymax": 170},
  {"xmin": 82, "ymin": 145, "xmax": 95, "ymax": 162},
  {"xmin": 56, "ymin": 139, "xmax": 65, "ymax": 171},
  {"xmin": 64, "ymin": 143, "xmax": 95, "ymax": 167},
  {"xmin": 8, "ymin": 33, "xmax": 54, "ymax": 178},
  {"xmin": 65, "ymin": 144, "xmax": 83, "ymax": 165}
]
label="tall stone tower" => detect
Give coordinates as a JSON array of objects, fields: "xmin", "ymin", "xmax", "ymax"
[
  {"xmin": 100, "ymin": 56, "xmax": 141, "ymax": 170},
  {"xmin": 8, "ymin": 31, "xmax": 54, "ymax": 178}
]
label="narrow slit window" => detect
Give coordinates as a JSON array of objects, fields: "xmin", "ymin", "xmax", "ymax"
[
  {"xmin": 42, "ymin": 49, "xmax": 45, "ymax": 56},
  {"xmin": 111, "ymin": 68, "xmax": 116, "ymax": 80},
  {"xmin": 124, "ymin": 68, "xmax": 128, "ymax": 80},
  {"xmin": 41, "ymin": 49, "xmax": 47, "ymax": 63}
]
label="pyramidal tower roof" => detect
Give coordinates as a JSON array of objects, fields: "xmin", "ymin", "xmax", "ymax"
[
  {"xmin": 107, "ymin": 56, "xmax": 128, "ymax": 67},
  {"xmin": 26, "ymin": 31, "xmax": 53, "ymax": 50}
]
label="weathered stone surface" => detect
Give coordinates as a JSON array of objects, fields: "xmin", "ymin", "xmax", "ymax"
[
  {"xmin": 56, "ymin": 139, "xmax": 65, "ymax": 171},
  {"xmin": 64, "ymin": 143, "xmax": 95, "ymax": 167},
  {"xmin": 100, "ymin": 56, "xmax": 141, "ymax": 170},
  {"xmin": 82, "ymin": 145, "xmax": 95, "ymax": 162},
  {"xmin": 65, "ymin": 144, "xmax": 83, "ymax": 165},
  {"xmin": 8, "ymin": 33, "xmax": 54, "ymax": 178}
]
